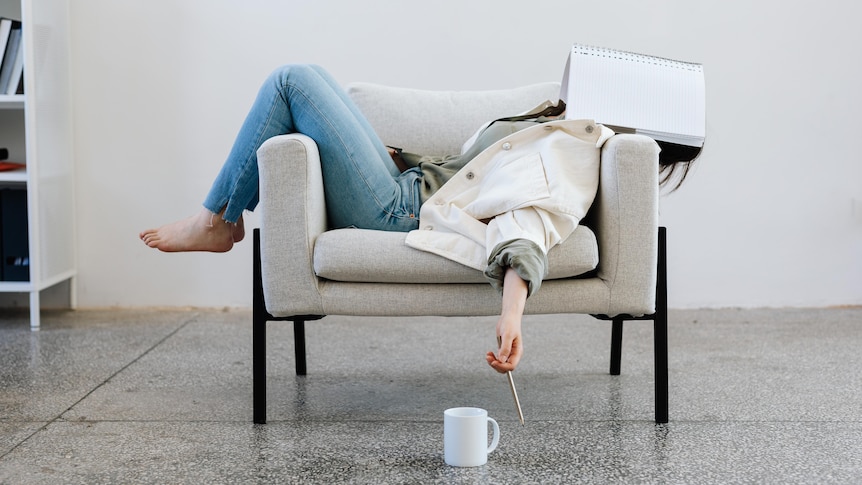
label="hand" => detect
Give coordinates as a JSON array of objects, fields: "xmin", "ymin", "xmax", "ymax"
[
  {"xmin": 486, "ymin": 314, "xmax": 523, "ymax": 373},
  {"xmin": 387, "ymin": 147, "xmax": 409, "ymax": 173}
]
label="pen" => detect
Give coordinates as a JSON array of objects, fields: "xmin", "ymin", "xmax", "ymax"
[{"xmin": 498, "ymin": 336, "xmax": 525, "ymax": 425}]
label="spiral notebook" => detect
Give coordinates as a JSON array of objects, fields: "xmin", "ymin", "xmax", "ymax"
[{"xmin": 561, "ymin": 44, "xmax": 705, "ymax": 148}]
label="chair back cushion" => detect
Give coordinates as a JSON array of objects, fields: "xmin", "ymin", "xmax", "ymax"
[{"xmin": 347, "ymin": 82, "xmax": 561, "ymax": 156}]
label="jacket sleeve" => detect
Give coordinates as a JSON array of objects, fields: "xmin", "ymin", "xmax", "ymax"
[{"xmin": 484, "ymin": 238, "xmax": 548, "ymax": 297}]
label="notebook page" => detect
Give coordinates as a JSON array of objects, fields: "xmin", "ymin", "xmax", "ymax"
[{"xmin": 564, "ymin": 45, "xmax": 705, "ymax": 146}]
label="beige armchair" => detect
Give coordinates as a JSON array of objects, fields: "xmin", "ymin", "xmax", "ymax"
[{"xmin": 252, "ymin": 82, "xmax": 668, "ymax": 424}]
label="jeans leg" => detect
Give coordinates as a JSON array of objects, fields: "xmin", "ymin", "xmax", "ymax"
[
  {"xmin": 203, "ymin": 67, "xmax": 296, "ymax": 222},
  {"xmin": 308, "ymin": 65, "xmax": 401, "ymax": 178},
  {"xmin": 203, "ymin": 64, "xmax": 418, "ymax": 231}
]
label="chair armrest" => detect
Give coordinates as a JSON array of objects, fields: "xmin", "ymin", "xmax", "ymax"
[
  {"xmin": 257, "ymin": 134, "xmax": 326, "ymax": 316},
  {"xmin": 593, "ymin": 134, "xmax": 661, "ymax": 315}
]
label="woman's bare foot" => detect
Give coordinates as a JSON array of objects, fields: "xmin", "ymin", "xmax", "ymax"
[{"xmin": 140, "ymin": 208, "xmax": 242, "ymax": 253}]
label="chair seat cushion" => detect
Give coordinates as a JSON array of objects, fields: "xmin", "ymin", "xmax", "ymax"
[{"xmin": 313, "ymin": 226, "xmax": 598, "ymax": 284}]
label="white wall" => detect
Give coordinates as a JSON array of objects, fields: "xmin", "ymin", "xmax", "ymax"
[{"xmin": 69, "ymin": 0, "xmax": 862, "ymax": 309}]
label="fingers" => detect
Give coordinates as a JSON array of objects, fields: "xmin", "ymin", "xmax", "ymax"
[
  {"xmin": 486, "ymin": 338, "xmax": 523, "ymax": 373},
  {"xmin": 486, "ymin": 352, "xmax": 510, "ymax": 374},
  {"xmin": 497, "ymin": 332, "xmax": 522, "ymax": 364},
  {"xmin": 497, "ymin": 345, "xmax": 521, "ymax": 371},
  {"xmin": 489, "ymin": 360, "xmax": 517, "ymax": 373}
]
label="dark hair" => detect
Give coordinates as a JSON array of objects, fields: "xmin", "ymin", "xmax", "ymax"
[{"xmin": 656, "ymin": 141, "xmax": 700, "ymax": 192}]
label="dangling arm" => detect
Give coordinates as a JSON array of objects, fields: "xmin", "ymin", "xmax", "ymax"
[{"xmin": 486, "ymin": 267, "xmax": 528, "ymax": 373}]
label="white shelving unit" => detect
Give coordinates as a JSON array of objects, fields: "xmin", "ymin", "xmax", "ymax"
[{"xmin": 0, "ymin": 0, "xmax": 75, "ymax": 330}]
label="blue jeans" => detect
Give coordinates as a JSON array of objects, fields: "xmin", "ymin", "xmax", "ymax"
[{"xmin": 203, "ymin": 64, "xmax": 422, "ymax": 232}]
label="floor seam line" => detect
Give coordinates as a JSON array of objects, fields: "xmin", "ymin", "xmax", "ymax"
[{"xmin": 0, "ymin": 314, "xmax": 199, "ymax": 461}]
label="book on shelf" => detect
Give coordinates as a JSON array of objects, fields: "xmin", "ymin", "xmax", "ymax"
[
  {"xmin": 6, "ymin": 45, "xmax": 23, "ymax": 95},
  {"xmin": 0, "ymin": 18, "xmax": 19, "ymax": 67},
  {"xmin": 0, "ymin": 162, "xmax": 25, "ymax": 172},
  {"xmin": 0, "ymin": 17, "xmax": 22, "ymax": 95},
  {"xmin": 561, "ymin": 44, "xmax": 705, "ymax": 154}
]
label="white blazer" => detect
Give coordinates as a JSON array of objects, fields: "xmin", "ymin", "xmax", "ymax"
[{"xmin": 405, "ymin": 118, "xmax": 614, "ymax": 271}]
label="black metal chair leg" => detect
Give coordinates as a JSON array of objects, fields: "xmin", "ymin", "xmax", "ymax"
[
  {"xmin": 253, "ymin": 229, "xmax": 268, "ymax": 424},
  {"xmin": 654, "ymin": 227, "xmax": 669, "ymax": 424},
  {"xmin": 654, "ymin": 314, "xmax": 669, "ymax": 424},
  {"xmin": 610, "ymin": 318, "xmax": 624, "ymax": 375},
  {"xmin": 253, "ymin": 311, "xmax": 267, "ymax": 424},
  {"xmin": 294, "ymin": 320, "xmax": 307, "ymax": 376}
]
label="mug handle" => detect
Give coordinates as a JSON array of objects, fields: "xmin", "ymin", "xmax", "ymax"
[{"xmin": 487, "ymin": 417, "xmax": 500, "ymax": 454}]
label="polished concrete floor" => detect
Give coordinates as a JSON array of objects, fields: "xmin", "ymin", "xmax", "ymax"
[{"xmin": 0, "ymin": 306, "xmax": 860, "ymax": 484}]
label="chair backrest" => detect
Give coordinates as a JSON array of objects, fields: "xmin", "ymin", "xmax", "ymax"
[{"xmin": 347, "ymin": 82, "xmax": 561, "ymax": 156}]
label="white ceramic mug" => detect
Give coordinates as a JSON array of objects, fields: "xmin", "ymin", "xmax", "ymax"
[{"xmin": 443, "ymin": 407, "xmax": 500, "ymax": 467}]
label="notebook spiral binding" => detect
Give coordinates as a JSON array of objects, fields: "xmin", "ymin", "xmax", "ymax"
[{"xmin": 571, "ymin": 44, "xmax": 703, "ymax": 73}]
